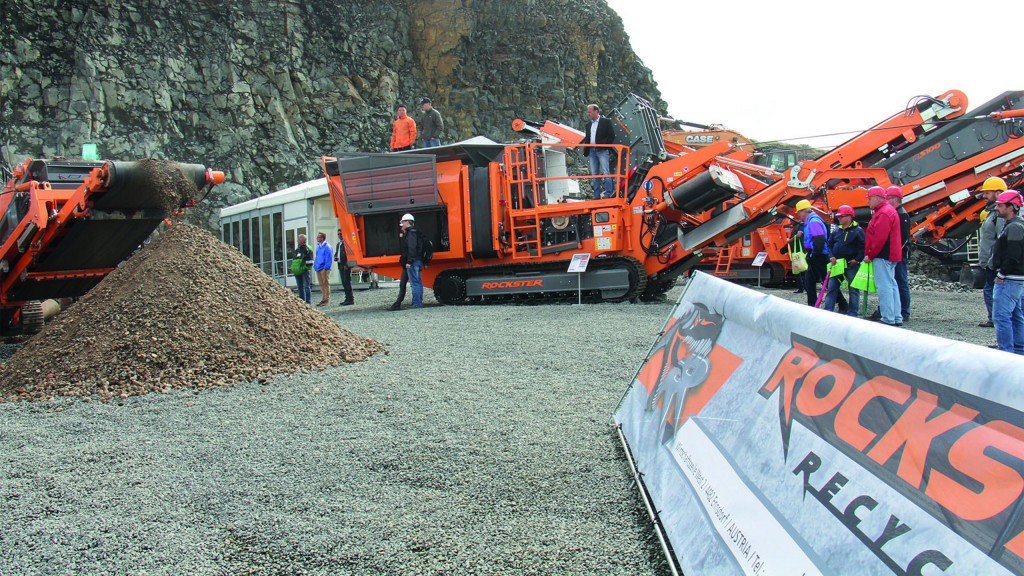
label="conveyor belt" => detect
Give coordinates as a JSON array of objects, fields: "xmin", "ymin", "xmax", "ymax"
[{"xmin": 5, "ymin": 160, "xmax": 213, "ymax": 303}]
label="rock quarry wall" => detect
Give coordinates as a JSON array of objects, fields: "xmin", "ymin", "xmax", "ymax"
[{"xmin": 1, "ymin": 0, "xmax": 662, "ymax": 228}]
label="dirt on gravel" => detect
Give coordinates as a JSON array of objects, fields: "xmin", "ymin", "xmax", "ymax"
[{"xmin": 0, "ymin": 223, "xmax": 383, "ymax": 402}]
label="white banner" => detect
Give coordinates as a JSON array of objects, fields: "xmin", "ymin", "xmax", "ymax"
[{"xmin": 615, "ymin": 272, "xmax": 1024, "ymax": 576}]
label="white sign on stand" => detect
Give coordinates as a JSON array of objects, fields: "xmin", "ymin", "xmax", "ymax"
[
  {"xmin": 568, "ymin": 253, "xmax": 591, "ymax": 304},
  {"xmin": 752, "ymin": 251, "xmax": 769, "ymax": 288}
]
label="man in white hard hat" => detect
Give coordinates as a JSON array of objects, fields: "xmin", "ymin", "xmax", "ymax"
[{"xmin": 390, "ymin": 214, "xmax": 425, "ymax": 310}]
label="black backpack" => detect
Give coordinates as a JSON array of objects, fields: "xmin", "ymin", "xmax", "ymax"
[{"xmin": 421, "ymin": 236, "xmax": 434, "ymax": 263}]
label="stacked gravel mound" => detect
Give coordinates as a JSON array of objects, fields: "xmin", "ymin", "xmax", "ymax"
[
  {"xmin": 908, "ymin": 249, "xmax": 961, "ymax": 282},
  {"xmin": 0, "ymin": 223, "xmax": 382, "ymax": 402},
  {"xmin": 908, "ymin": 274, "xmax": 974, "ymax": 293}
]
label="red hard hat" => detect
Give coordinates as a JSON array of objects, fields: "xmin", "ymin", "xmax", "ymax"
[
  {"xmin": 867, "ymin": 186, "xmax": 886, "ymax": 198},
  {"xmin": 836, "ymin": 205, "xmax": 855, "ymax": 217},
  {"xmin": 997, "ymin": 190, "xmax": 1023, "ymax": 208},
  {"xmin": 885, "ymin": 186, "xmax": 903, "ymax": 198}
]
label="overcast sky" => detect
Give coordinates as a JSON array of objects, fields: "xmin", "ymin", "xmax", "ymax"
[{"xmin": 604, "ymin": 0, "xmax": 1012, "ymax": 149}]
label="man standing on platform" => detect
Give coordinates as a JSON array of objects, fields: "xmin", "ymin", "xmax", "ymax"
[
  {"xmin": 390, "ymin": 105, "xmax": 417, "ymax": 152},
  {"xmin": 418, "ymin": 98, "xmax": 444, "ymax": 148},
  {"xmin": 583, "ymin": 104, "xmax": 615, "ymax": 199}
]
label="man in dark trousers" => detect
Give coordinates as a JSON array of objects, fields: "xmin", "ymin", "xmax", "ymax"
[
  {"xmin": 795, "ymin": 199, "xmax": 833, "ymax": 309},
  {"xmin": 886, "ymin": 186, "xmax": 912, "ymax": 322},
  {"xmin": 335, "ymin": 228, "xmax": 354, "ymax": 306},
  {"xmin": 977, "ymin": 177, "xmax": 1008, "ymax": 327},
  {"xmin": 824, "ymin": 205, "xmax": 864, "ymax": 316},
  {"xmin": 583, "ymin": 104, "xmax": 615, "ymax": 199}
]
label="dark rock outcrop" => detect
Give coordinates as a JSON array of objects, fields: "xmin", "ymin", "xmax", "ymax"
[{"xmin": 1, "ymin": 0, "xmax": 662, "ymax": 228}]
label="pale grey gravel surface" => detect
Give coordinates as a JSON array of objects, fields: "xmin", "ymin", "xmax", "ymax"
[
  {"xmin": 1, "ymin": 286, "xmax": 675, "ymax": 576},
  {"xmin": 0, "ymin": 279, "xmax": 996, "ymax": 575}
]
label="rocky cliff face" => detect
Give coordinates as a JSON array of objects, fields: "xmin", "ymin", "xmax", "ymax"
[{"xmin": 1, "ymin": 0, "xmax": 662, "ymax": 227}]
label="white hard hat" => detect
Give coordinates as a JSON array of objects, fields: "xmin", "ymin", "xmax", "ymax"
[{"xmin": 401, "ymin": 213, "xmax": 415, "ymax": 222}]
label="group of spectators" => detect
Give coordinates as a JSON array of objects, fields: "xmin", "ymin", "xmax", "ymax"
[
  {"xmin": 289, "ymin": 230, "xmax": 355, "ymax": 308},
  {"xmin": 794, "ymin": 175, "xmax": 1024, "ymax": 355},
  {"xmin": 976, "ymin": 177, "xmax": 1024, "ymax": 354},
  {"xmin": 794, "ymin": 186, "xmax": 910, "ymax": 325},
  {"xmin": 285, "ymin": 96, "xmax": 444, "ymax": 311},
  {"xmin": 289, "ymin": 214, "xmax": 428, "ymax": 312}
]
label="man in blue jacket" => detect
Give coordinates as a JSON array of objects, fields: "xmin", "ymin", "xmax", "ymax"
[
  {"xmin": 823, "ymin": 205, "xmax": 865, "ymax": 316},
  {"xmin": 313, "ymin": 231, "xmax": 333, "ymax": 306}
]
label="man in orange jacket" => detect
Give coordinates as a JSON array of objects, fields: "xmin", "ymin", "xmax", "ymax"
[{"xmin": 390, "ymin": 105, "xmax": 417, "ymax": 152}]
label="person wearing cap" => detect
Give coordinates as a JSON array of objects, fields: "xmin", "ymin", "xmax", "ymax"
[
  {"xmin": 823, "ymin": 205, "xmax": 864, "ymax": 316},
  {"xmin": 418, "ymin": 98, "xmax": 444, "ymax": 148},
  {"xmin": 991, "ymin": 190, "xmax": 1024, "ymax": 354},
  {"xmin": 584, "ymin": 104, "xmax": 616, "ymax": 199},
  {"xmin": 390, "ymin": 213, "xmax": 426, "ymax": 310},
  {"xmin": 864, "ymin": 185, "xmax": 903, "ymax": 326},
  {"xmin": 390, "ymin": 104, "xmax": 417, "ymax": 152},
  {"xmin": 977, "ymin": 176, "xmax": 1008, "ymax": 327},
  {"xmin": 795, "ymin": 199, "xmax": 831, "ymax": 308},
  {"xmin": 886, "ymin": 185, "xmax": 912, "ymax": 322}
]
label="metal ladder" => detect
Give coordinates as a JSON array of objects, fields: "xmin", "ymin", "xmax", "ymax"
[
  {"xmin": 714, "ymin": 245, "xmax": 734, "ymax": 275},
  {"xmin": 504, "ymin": 145, "xmax": 543, "ymax": 259},
  {"xmin": 965, "ymin": 231, "xmax": 981, "ymax": 264}
]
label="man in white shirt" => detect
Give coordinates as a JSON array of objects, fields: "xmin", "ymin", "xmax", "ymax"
[{"xmin": 584, "ymin": 104, "xmax": 616, "ymax": 199}]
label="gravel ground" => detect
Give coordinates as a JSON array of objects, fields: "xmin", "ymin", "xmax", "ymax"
[{"xmin": 0, "ymin": 278, "xmax": 998, "ymax": 575}]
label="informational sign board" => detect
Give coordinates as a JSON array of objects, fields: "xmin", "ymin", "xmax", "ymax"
[
  {"xmin": 751, "ymin": 251, "xmax": 769, "ymax": 267},
  {"xmin": 567, "ymin": 253, "xmax": 591, "ymax": 273},
  {"xmin": 614, "ymin": 272, "xmax": 1024, "ymax": 576}
]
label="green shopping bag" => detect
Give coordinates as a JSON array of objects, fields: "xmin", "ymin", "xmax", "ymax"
[
  {"xmin": 830, "ymin": 258, "xmax": 847, "ymax": 277},
  {"xmin": 790, "ymin": 244, "xmax": 808, "ymax": 274},
  {"xmin": 850, "ymin": 260, "xmax": 876, "ymax": 293}
]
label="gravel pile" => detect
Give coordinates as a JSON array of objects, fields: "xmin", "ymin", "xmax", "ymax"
[
  {"xmin": 0, "ymin": 275, "xmax": 998, "ymax": 575},
  {"xmin": 0, "ymin": 223, "xmax": 382, "ymax": 402}
]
